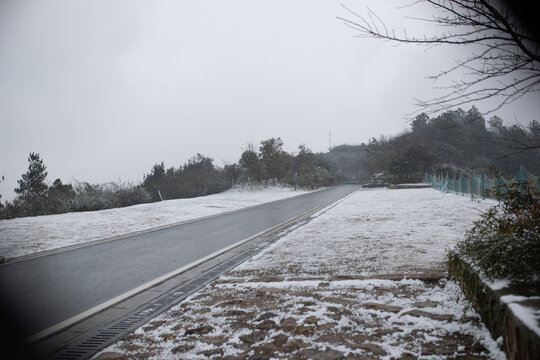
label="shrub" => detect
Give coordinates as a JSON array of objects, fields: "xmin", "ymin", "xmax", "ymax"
[
  {"xmin": 451, "ymin": 180, "xmax": 540, "ymax": 282},
  {"xmin": 71, "ymin": 182, "xmax": 152, "ymax": 212}
]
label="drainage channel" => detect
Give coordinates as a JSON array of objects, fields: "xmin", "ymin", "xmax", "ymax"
[
  {"xmin": 51, "ymin": 252, "xmax": 251, "ymax": 360},
  {"xmin": 30, "ymin": 201, "xmax": 333, "ymax": 360}
]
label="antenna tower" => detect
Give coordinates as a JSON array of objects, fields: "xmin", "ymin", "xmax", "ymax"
[{"xmin": 328, "ymin": 131, "xmax": 332, "ymax": 151}]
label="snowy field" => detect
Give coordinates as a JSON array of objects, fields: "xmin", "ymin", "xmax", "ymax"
[
  {"xmin": 0, "ymin": 186, "xmax": 311, "ymax": 261},
  {"xmin": 230, "ymin": 188, "xmax": 496, "ymax": 278},
  {"xmin": 96, "ymin": 188, "xmax": 508, "ymax": 359}
]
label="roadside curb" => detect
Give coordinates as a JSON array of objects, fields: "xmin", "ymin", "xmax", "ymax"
[{"xmin": 448, "ymin": 256, "xmax": 540, "ymax": 359}]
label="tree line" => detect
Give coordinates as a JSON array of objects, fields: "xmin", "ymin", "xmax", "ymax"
[
  {"xmin": 0, "ymin": 138, "xmax": 340, "ymax": 219},
  {"xmin": 2, "ymin": 106, "xmax": 538, "ymax": 219},
  {"xmin": 325, "ymin": 106, "xmax": 540, "ymax": 184}
]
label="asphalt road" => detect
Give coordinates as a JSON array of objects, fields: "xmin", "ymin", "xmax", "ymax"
[{"xmin": 0, "ymin": 185, "xmax": 359, "ymax": 339}]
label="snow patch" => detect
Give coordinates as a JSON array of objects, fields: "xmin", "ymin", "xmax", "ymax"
[
  {"xmin": 488, "ymin": 279, "xmax": 511, "ymax": 290},
  {"xmin": 508, "ymin": 303, "xmax": 540, "ymax": 338}
]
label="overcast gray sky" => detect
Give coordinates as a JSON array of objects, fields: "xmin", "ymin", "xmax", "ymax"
[{"xmin": 1, "ymin": 0, "xmax": 539, "ymax": 201}]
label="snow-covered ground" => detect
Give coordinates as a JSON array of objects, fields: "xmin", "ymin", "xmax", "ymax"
[
  {"xmin": 96, "ymin": 188, "xmax": 508, "ymax": 359},
  {"xmin": 231, "ymin": 188, "xmax": 496, "ymax": 278},
  {"xmin": 0, "ymin": 186, "xmax": 311, "ymax": 261}
]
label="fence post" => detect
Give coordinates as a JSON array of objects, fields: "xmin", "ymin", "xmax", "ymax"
[
  {"xmin": 471, "ymin": 173, "xmax": 477, "ymax": 199},
  {"xmin": 490, "ymin": 175, "xmax": 495, "ymax": 199},
  {"xmin": 496, "ymin": 172, "xmax": 502, "ymax": 202},
  {"xmin": 480, "ymin": 172, "xmax": 485, "ymax": 199},
  {"xmin": 516, "ymin": 167, "xmax": 523, "ymax": 183},
  {"xmin": 476, "ymin": 173, "xmax": 481, "ymax": 197},
  {"xmin": 521, "ymin": 167, "xmax": 528, "ymax": 181}
]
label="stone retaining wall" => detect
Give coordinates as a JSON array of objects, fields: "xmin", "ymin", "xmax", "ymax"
[{"xmin": 448, "ymin": 256, "xmax": 540, "ymax": 360}]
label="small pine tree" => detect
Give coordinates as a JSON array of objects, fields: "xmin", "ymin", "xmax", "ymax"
[
  {"xmin": 14, "ymin": 153, "xmax": 49, "ymax": 216},
  {"xmin": 15, "ymin": 152, "xmax": 48, "ymax": 198}
]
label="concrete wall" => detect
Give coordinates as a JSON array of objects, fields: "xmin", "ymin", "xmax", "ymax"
[{"xmin": 448, "ymin": 256, "xmax": 540, "ymax": 360}]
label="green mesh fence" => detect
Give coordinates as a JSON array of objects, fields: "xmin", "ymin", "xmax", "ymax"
[{"xmin": 425, "ymin": 167, "xmax": 539, "ymax": 199}]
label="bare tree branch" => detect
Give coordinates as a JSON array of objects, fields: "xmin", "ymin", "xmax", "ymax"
[{"xmin": 338, "ymin": 0, "xmax": 540, "ymax": 117}]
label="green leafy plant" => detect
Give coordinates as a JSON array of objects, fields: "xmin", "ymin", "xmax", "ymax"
[{"xmin": 452, "ymin": 180, "xmax": 540, "ymax": 282}]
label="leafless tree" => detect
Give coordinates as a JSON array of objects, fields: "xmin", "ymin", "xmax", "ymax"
[{"xmin": 339, "ymin": 0, "xmax": 540, "ymax": 117}]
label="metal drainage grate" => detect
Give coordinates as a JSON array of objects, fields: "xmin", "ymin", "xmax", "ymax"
[{"xmin": 48, "ymin": 251, "xmax": 257, "ymax": 359}]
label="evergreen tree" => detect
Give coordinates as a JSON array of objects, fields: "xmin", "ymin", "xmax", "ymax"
[
  {"xmin": 15, "ymin": 153, "xmax": 48, "ymax": 199},
  {"xmin": 411, "ymin": 113, "xmax": 429, "ymax": 132},
  {"xmin": 239, "ymin": 145, "xmax": 267, "ymax": 182},
  {"xmin": 240, "ymin": 149, "xmax": 265, "ymax": 182},
  {"xmin": 292, "ymin": 144, "xmax": 318, "ymax": 187},
  {"xmin": 143, "ymin": 162, "xmax": 166, "ymax": 201},
  {"xmin": 46, "ymin": 178, "xmax": 75, "ymax": 214},
  {"xmin": 259, "ymin": 137, "xmax": 289, "ymax": 181},
  {"xmin": 223, "ymin": 163, "xmax": 241, "ymax": 186},
  {"xmin": 14, "ymin": 152, "xmax": 49, "ymax": 216}
]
